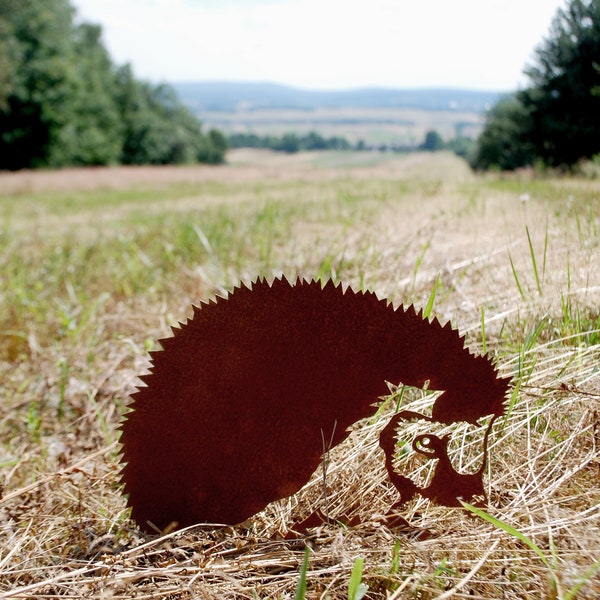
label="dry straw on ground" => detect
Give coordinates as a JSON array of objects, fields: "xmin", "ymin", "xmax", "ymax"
[{"xmin": 0, "ymin": 151, "xmax": 598, "ymax": 598}]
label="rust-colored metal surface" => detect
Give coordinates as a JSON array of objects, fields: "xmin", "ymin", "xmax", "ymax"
[{"xmin": 120, "ymin": 277, "xmax": 510, "ymax": 533}]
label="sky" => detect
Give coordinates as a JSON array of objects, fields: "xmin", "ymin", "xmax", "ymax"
[{"xmin": 71, "ymin": 0, "xmax": 566, "ymax": 91}]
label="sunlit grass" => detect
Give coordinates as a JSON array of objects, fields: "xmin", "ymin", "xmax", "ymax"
[{"xmin": 0, "ymin": 151, "xmax": 598, "ymax": 598}]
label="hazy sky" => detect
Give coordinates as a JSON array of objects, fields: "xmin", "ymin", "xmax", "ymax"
[{"xmin": 72, "ymin": 0, "xmax": 566, "ymax": 91}]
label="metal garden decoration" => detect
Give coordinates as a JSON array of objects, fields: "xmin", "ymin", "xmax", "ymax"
[{"xmin": 120, "ymin": 277, "xmax": 510, "ymax": 534}]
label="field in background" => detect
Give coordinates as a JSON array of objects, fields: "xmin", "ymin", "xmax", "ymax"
[
  {"xmin": 197, "ymin": 107, "xmax": 484, "ymax": 146},
  {"xmin": 175, "ymin": 82, "xmax": 497, "ymax": 146},
  {"xmin": 1, "ymin": 150, "xmax": 599, "ymax": 598}
]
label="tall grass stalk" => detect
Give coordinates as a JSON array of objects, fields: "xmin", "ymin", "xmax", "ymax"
[
  {"xmin": 508, "ymin": 251, "xmax": 525, "ymax": 300},
  {"xmin": 409, "ymin": 241, "xmax": 430, "ymax": 296},
  {"xmin": 294, "ymin": 546, "xmax": 311, "ymax": 600},
  {"xmin": 423, "ymin": 275, "xmax": 440, "ymax": 320},
  {"xmin": 526, "ymin": 225, "xmax": 543, "ymax": 296}
]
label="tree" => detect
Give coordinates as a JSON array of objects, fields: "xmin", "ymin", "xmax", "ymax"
[
  {"xmin": 471, "ymin": 96, "xmax": 536, "ymax": 170},
  {"xmin": 474, "ymin": 0, "xmax": 600, "ymax": 170},
  {"xmin": 275, "ymin": 133, "xmax": 301, "ymax": 153},
  {"xmin": 0, "ymin": 14, "xmax": 17, "ymax": 112},
  {"xmin": 302, "ymin": 131, "xmax": 328, "ymax": 150},
  {"xmin": 519, "ymin": 0, "xmax": 600, "ymax": 166},
  {"xmin": 47, "ymin": 22, "xmax": 123, "ymax": 166},
  {"xmin": 420, "ymin": 130, "xmax": 445, "ymax": 152},
  {"xmin": 0, "ymin": 0, "xmax": 227, "ymax": 169},
  {"xmin": 0, "ymin": 0, "xmax": 78, "ymax": 169},
  {"xmin": 227, "ymin": 131, "xmax": 351, "ymax": 153},
  {"xmin": 200, "ymin": 129, "xmax": 228, "ymax": 164},
  {"xmin": 119, "ymin": 82, "xmax": 200, "ymax": 165},
  {"xmin": 445, "ymin": 136, "xmax": 476, "ymax": 160}
]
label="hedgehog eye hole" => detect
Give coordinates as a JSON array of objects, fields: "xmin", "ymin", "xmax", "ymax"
[{"xmin": 413, "ymin": 434, "xmax": 439, "ymax": 457}]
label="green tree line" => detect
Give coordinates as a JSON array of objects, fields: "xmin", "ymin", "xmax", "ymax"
[
  {"xmin": 0, "ymin": 0, "xmax": 227, "ymax": 170},
  {"xmin": 473, "ymin": 0, "xmax": 600, "ymax": 170},
  {"xmin": 228, "ymin": 129, "xmax": 476, "ymax": 157},
  {"xmin": 228, "ymin": 131, "xmax": 352, "ymax": 153}
]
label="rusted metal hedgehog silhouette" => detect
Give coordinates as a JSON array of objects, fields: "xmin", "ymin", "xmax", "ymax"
[{"xmin": 120, "ymin": 277, "xmax": 510, "ymax": 533}]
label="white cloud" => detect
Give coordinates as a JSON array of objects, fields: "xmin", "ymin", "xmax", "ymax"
[{"xmin": 72, "ymin": 0, "xmax": 566, "ymax": 89}]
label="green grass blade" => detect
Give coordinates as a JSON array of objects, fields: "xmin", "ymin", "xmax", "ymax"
[
  {"xmin": 526, "ymin": 225, "xmax": 542, "ymax": 296},
  {"xmin": 524, "ymin": 319, "xmax": 546, "ymax": 353},
  {"xmin": 389, "ymin": 540, "xmax": 401, "ymax": 575},
  {"xmin": 481, "ymin": 305, "xmax": 487, "ymax": 354},
  {"xmin": 394, "ymin": 385, "xmax": 407, "ymax": 413},
  {"xmin": 410, "ymin": 240, "xmax": 430, "ymax": 295},
  {"xmin": 423, "ymin": 275, "xmax": 440, "ymax": 319},
  {"xmin": 348, "ymin": 557, "xmax": 369, "ymax": 600},
  {"xmin": 461, "ymin": 502, "xmax": 551, "ymax": 570},
  {"xmin": 294, "ymin": 546, "xmax": 311, "ymax": 600},
  {"xmin": 542, "ymin": 221, "xmax": 548, "ymax": 285},
  {"xmin": 508, "ymin": 251, "xmax": 525, "ymax": 300}
]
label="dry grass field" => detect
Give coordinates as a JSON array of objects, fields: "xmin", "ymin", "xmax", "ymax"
[{"xmin": 0, "ymin": 150, "xmax": 599, "ymax": 598}]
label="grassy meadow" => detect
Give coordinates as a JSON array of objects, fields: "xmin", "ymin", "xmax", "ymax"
[{"xmin": 0, "ymin": 149, "xmax": 599, "ymax": 598}]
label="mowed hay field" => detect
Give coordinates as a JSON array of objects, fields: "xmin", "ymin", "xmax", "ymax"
[{"xmin": 1, "ymin": 149, "xmax": 599, "ymax": 598}]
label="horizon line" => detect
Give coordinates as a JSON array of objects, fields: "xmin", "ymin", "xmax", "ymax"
[{"xmin": 168, "ymin": 79, "xmax": 511, "ymax": 94}]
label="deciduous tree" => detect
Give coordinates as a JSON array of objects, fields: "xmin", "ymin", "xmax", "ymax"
[
  {"xmin": 420, "ymin": 130, "xmax": 445, "ymax": 152},
  {"xmin": 0, "ymin": 0, "xmax": 226, "ymax": 170}
]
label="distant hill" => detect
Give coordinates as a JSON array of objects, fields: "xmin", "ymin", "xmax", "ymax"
[{"xmin": 173, "ymin": 81, "xmax": 503, "ymax": 113}]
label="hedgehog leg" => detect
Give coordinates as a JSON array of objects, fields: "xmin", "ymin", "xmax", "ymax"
[{"xmin": 379, "ymin": 413, "xmax": 420, "ymax": 505}]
